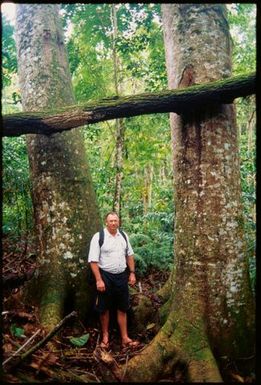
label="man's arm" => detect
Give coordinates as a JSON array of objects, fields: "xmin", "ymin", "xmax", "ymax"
[
  {"xmin": 88, "ymin": 233, "xmax": 106, "ymax": 291},
  {"xmin": 126, "ymin": 255, "xmax": 136, "ymax": 286},
  {"xmin": 90, "ymin": 262, "xmax": 106, "ymax": 292}
]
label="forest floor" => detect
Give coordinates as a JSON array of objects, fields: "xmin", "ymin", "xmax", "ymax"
[{"xmin": 2, "ymin": 235, "xmax": 255, "ymax": 383}]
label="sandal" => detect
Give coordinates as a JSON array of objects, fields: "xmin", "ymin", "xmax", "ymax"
[
  {"xmin": 100, "ymin": 340, "xmax": 109, "ymax": 349},
  {"xmin": 122, "ymin": 339, "xmax": 140, "ymax": 349}
]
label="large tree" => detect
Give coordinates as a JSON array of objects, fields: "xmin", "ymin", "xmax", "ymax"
[
  {"xmin": 15, "ymin": 4, "xmax": 101, "ymax": 329},
  {"xmin": 116, "ymin": 4, "xmax": 255, "ymax": 382}
]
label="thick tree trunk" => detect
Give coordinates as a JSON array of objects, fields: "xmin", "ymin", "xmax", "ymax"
[
  {"xmin": 120, "ymin": 4, "xmax": 255, "ymax": 382},
  {"xmin": 3, "ymin": 72, "xmax": 255, "ymax": 137},
  {"xmin": 16, "ymin": 4, "xmax": 101, "ymax": 329}
]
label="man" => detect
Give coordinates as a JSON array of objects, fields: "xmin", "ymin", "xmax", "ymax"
[{"xmin": 88, "ymin": 211, "xmax": 139, "ymax": 349}]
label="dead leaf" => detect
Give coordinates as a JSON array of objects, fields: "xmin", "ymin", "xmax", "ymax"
[
  {"xmin": 23, "ymin": 323, "xmax": 38, "ymax": 335},
  {"xmin": 231, "ymin": 373, "xmax": 244, "ymax": 382},
  {"xmin": 146, "ymin": 323, "xmax": 156, "ymax": 330},
  {"xmin": 3, "ymin": 343, "xmax": 14, "ymax": 354},
  {"xmin": 16, "ymin": 311, "xmax": 35, "ymax": 321},
  {"xmin": 30, "ymin": 362, "xmax": 54, "ymax": 376},
  {"xmin": 100, "ymin": 350, "xmax": 115, "ymax": 365},
  {"xmin": 46, "ymin": 353, "xmax": 59, "ymax": 366}
]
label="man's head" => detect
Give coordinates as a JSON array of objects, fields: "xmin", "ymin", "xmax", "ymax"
[{"xmin": 105, "ymin": 212, "xmax": 119, "ymax": 234}]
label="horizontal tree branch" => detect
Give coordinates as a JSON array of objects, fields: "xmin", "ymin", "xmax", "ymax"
[{"xmin": 2, "ymin": 72, "xmax": 255, "ymax": 137}]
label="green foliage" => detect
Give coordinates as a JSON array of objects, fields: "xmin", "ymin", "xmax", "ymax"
[
  {"xmin": 227, "ymin": 3, "xmax": 256, "ymax": 291},
  {"xmin": 239, "ymin": 129, "xmax": 256, "ymax": 292},
  {"xmin": 10, "ymin": 324, "xmax": 26, "ymax": 338},
  {"xmin": 227, "ymin": 4, "xmax": 256, "ymax": 75},
  {"xmin": 128, "ymin": 211, "xmax": 174, "ymax": 276},
  {"xmin": 2, "ymin": 15, "xmax": 32, "ymax": 237},
  {"xmin": 2, "ymin": 136, "xmax": 33, "ymax": 236},
  {"xmin": 62, "ymin": 4, "xmax": 115, "ymax": 101},
  {"xmin": 116, "ymin": 5, "xmax": 167, "ymax": 92},
  {"xmin": 1, "ymin": 15, "xmax": 17, "ymax": 87},
  {"xmin": 58, "ymin": 5, "xmax": 173, "ymax": 265}
]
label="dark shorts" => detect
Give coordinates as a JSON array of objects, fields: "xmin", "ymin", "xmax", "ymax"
[{"xmin": 94, "ymin": 269, "xmax": 130, "ymax": 314}]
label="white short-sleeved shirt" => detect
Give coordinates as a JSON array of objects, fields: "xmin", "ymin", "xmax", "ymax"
[{"xmin": 88, "ymin": 228, "xmax": 134, "ymax": 274}]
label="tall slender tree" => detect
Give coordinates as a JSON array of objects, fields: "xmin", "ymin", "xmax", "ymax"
[
  {"xmin": 15, "ymin": 4, "xmax": 101, "ymax": 329},
  {"xmin": 111, "ymin": 4, "xmax": 125, "ymax": 219}
]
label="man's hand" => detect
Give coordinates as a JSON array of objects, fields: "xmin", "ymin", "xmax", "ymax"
[
  {"xmin": 96, "ymin": 279, "xmax": 106, "ymax": 292},
  {"xmin": 128, "ymin": 272, "xmax": 136, "ymax": 286}
]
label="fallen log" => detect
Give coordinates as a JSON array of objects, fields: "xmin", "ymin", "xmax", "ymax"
[{"xmin": 2, "ymin": 72, "xmax": 255, "ymax": 137}]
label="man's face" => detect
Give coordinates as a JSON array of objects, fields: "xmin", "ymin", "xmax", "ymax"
[{"xmin": 106, "ymin": 214, "xmax": 119, "ymax": 233}]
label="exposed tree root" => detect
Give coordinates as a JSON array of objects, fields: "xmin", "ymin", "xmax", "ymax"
[
  {"xmin": 156, "ymin": 267, "xmax": 175, "ymax": 303},
  {"xmin": 131, "ymin": 293, "xmax": 156, "ymax": 333},
  {"xmin": 117, "ymin": 310, "xmax": 223, "ymax": 383}
]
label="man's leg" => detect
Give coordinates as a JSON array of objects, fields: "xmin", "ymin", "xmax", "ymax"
[
  {"xmin": 100, "ymin": 310, "xmax": 110, "ymax": 345},
  {"xmin": 116, "ymin": 274, "xmax": 135, "ymax": 345},
  {"xmin": 117, "ymin": 309, "xmax": 129, "ymax": 344},
  {"xmin": 117, "ymin": 309, "xmax": 140, "ymax": 347}
]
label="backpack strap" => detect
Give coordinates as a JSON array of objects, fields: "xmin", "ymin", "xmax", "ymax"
[
  {"xmin": 119, "ymin": 229, "xmax": 129, "ymax": 256},
  {"xmin": 119, "ymin": 229, "xmax": 127, "ymax": 244},
  {"xmin": 99, "ymin": 229, "xmax": 104, "ymax": 248}
]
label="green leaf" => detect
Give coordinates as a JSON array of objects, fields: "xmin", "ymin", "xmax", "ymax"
[
  {"xmin": 69, "ymin": 333, "xmax": 90, "ymax": 347},
  {"xmin": 10, "ymin": 324, "xmax": 26, "ymax": 338}
]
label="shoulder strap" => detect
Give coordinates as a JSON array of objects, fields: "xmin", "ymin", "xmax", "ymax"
[
  {"xmin": 119, "ymin": 229, "xmax": 127, "ymax": 245},
  {"xmin": 119, "ymin": 229, "xmax": 128, "ymax": 256},
  {"xmin": 99, "ymin": 229, "xmax": 104, "ymax": 248}
]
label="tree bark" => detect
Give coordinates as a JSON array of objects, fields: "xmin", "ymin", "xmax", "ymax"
[
  {"xmin": 119, "ymin": 4, "xmax": 255, "ymax": 382},
  {"xmin": 3, "ymin": 72, "xmax": 255, "ymax": 137},
  {"xmin": 15, "ymin": 4, "xmax": 101, "ymax": 330}
]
